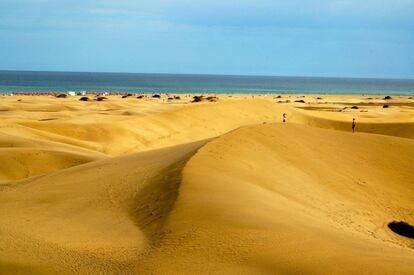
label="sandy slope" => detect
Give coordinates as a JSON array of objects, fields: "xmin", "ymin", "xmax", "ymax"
[
  {"xmin": 139, "ymin": 123, "xmax": 413, "ymax": 273},
  {"xmin": 0, "ymin": 140, "xmax": 207, "ymax": 274},
  {"xmin": 0, "ymin": 95, "xmax": 413, "ymax": 274},
  {"xmin": 0, "ymin": 97, "xmax": 281, "ymax": 181},
  {"xmin": 292, "ymin": 107, "xmax": 414, "ymax": 139},
  {"xmin": 0, "ymin": 148, "xmax": 105, "ymax": 182}
]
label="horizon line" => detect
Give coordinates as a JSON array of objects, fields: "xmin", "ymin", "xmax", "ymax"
[{"xmin": 1, "ymin": 69, "xmax": 413, "ymax": 82}]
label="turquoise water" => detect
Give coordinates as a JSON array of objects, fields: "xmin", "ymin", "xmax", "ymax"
[{"xmin": 0, "ymin": 70, "xmax": 413, "ymax": 95}]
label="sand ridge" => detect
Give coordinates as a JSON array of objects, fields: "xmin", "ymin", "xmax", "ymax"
[{"xmin": 144, "ymin": 123, "xmax": 413, "ymax": 273}]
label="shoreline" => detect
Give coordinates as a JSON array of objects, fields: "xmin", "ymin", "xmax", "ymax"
[{"xmin": 2, "ymin": 92, "xmax": 414, "ymax": 96}]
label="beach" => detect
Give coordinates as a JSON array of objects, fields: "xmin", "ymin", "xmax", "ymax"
[{"xmin": 0, "ymin": 93, "xmax": 413, "ymax": 274}]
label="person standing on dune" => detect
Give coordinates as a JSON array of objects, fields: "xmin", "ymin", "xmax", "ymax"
[
  {"xmin": 352, "ymin": 118, "xmax": 356, "ymax": 133},
  {"xmin": 283, "ymin": 113, "xmax": 287, "ymax": 123}
]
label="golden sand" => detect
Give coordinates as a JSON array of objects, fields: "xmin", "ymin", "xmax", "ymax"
[{"xmin": 0, "ymin": 94, "xmax": 413, "ymax": 274}]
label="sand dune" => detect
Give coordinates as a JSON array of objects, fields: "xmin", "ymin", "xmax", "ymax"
[
  {"xmin": 2, "ymin": 98, "xmax": 280, "ymax": 155},
  {"xmin": 1, "ymin": 98, "xmax": 280, "ymax": 180},
  {"xmin": 293, "ymin": 107, "xmax": 414, "ymax": 139},
  {"xmin": 0, "ymin": 148, "xmax": 105, "ymax": 181},
  {"xmin": 140, "ymin": 123, "xmax": 413, "ymax": 273},
  {"xmin": 0, "ymin": 140, "xmax": 207, "ymax": 273},
  {"xmin": 0, "ymin": 95, "xmax": 413, "ymax": 274}
]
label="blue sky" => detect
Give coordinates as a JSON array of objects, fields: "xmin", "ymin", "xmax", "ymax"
[{"xmin": 0, "ymin": 0, "xmax": 413, "ymax": 78}]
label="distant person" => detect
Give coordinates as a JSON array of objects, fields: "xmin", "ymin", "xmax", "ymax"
[
  {"xmin": 352, "ymin": 118, "xmax": 356, "ymax": 133},
  {"xmin": 283, "ymin": 113, "xmax": 287, "ymax": 123}
]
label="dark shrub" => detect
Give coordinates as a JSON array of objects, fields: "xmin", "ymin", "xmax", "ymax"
[
  {"xmin": 294, "ymin": 100, "xmax": 305, "ymax": 103},
  {"xmin": 137, "ymin": 95, "xmax": 144, "ymax": 99},
  {"xmin": 192, "ymin": 96, "xmax": 204, "ymax": 102},
  {"xmin": 384, "ymin": 96, "xmax": 392, "ymax": 100},
  {"xmin": 152, "ymin": 94, "xmax": 161, "ymax": 98},
  {"xmin": 96, "ymin": 96, "xmax": 107, "ymax": 101},
  {"xmin": 383, "ymin": 104, "xmax": 389, "ymax": 108},
  {"xmin": 206, "ymin": 96, "xmax": 218, "ymax": 102},
  {"xmin": 351, "ymin": 106, "xmax": 359, "ymax": 109},
  {"xmin": 56, "ymin": 94, "xmax": 67, "ymax": 98},
  {"xmin": 79, "ymin": 97, "xmax": 89, "ymax": 101}
]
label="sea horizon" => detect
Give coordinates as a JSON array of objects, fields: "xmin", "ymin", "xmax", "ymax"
[{"xmin": 1, "ymin": 70, "xmax": 414, "ymax": 95}]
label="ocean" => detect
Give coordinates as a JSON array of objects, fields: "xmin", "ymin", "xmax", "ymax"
[{"xmin": 0, "ymin": 70, "xmax": 413, "ymax": 95}]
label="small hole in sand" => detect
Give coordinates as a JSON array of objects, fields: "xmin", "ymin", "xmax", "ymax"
[{"xmin": 388, "ymin": 221, "xmax": 414, "ymax": 239}]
